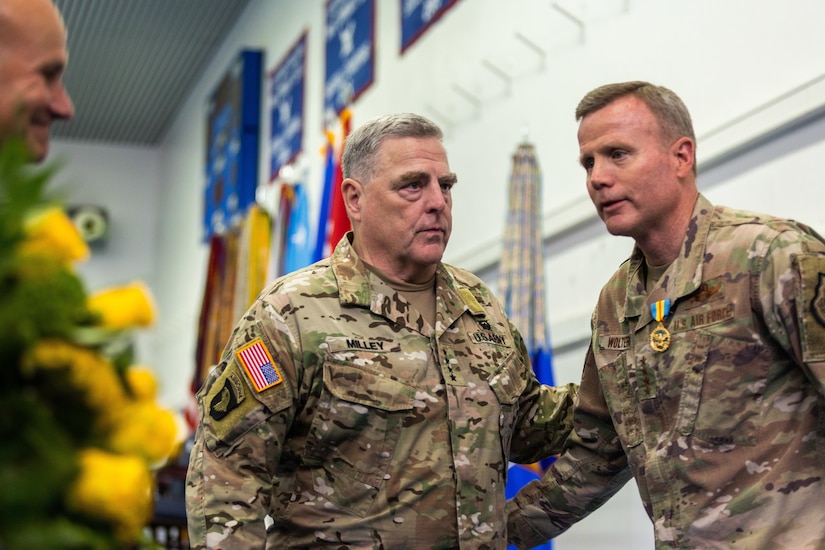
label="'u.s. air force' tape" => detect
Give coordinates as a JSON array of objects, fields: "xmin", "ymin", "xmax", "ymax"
[{"xmin": 236, "ymin": 338, "xmax": 284, "ymax": 392}]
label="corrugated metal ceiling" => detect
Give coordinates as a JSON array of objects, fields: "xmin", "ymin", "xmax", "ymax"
[{"xmin": 51, "ymin": 0, "xmax": 253, "ymax": 146}]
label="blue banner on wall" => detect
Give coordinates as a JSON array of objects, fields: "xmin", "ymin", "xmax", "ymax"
[
  {"xmin": 400, "ymin": 0, "xmax": 460, "ymax": 53},
  {"xmin": 268, "ymin": 32, "xmax": 307, "ymax": 182},
  {"xmin": 204, "ymin": 49, "xmax": 263, "ymax": 241},
  {"xmin": 324, "ymin": 0, "xmax": 374, "ymax": 118}
]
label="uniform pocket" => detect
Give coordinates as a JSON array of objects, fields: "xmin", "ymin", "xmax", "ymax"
[
  {"xmin": 488, "ymin": 351, "xmax": 525, "ymax": 459},
  {"xmin": 301, "ymin": 359, "xmax": 416, "ymax": 516},
  {"xmin": 677, "ymin": 332, "xmax": 767, "ymax": 446},
  {"xmin": 488, "ymin": 351, "xmax": 526, "ymax": 407},
  {"xmin": 596, "ymin": 353, "xmax": 643, "ymax": 449}
]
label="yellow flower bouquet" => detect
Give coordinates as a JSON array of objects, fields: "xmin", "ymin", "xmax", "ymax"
[{"xmin": 0, "ymin": 140, "xmax": 180, "ymax": 549}]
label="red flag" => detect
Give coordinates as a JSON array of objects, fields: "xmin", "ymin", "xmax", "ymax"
[{"xmin": 324, "ymin": 108, "xmax": 352, "ymax": 256}]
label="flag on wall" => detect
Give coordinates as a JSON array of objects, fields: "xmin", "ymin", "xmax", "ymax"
[
  {"xmin": 324, "ymin": 0, "xmax": 374, "ymax": 118},
  {"xmin": 499, "ymin": 141, "xmax": 554, "ymax": 550},
  {"xmin": 499, "ymin": 142, "xmax": 553, "ymax": 382},
  {"xmin": 400, "ymin": 0, "xmax": 462, "ymax": 53},
  {"xmin": 314, "ymin": 108, "xmax": 353, "ymax": 260},
  {"xmin": 189, "ymin": 206, "xmax": 272, "ymax": 433},
  {"xmin": 268, "ymin": 32, "xmax": 307, "ymax": 182},
  {"xmin": 313, "ymin": 130, "xmax": 337, "ymax": 262},
  {"xmin": 204, "ymin": 49, "xmax": 263, "ymax": 241},
  {"xmin": 233, "ymin": 204, "xmax": 272, "ymax": 320},
  {"xmin": 284, "ymin": 182, "xmax": 313, "ymax": 273},
  {"xmin": 273, "ymin": 182, "xmax": 294, "ymax": 277},
  {"xmin": 324, "ymin": 108, "xmax": 352, "ymax": 255}
]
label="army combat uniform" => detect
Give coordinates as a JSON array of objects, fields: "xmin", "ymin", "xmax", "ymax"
[
  {"xmin": 186, "ymin": 234, "xmax": 576, "ymax": 549},
  {"xmin": 507, "ymin": 194, "xmax": 825, "ymax": 549}
]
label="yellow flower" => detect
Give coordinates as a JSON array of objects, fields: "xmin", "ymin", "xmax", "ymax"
[
  {"xmin": 66, "ymin": 448, "xmax": 153, "ymax": 541},
  {"xmin": 110, "ymin": 401, "xmax": 180, "ymax": 466},
  {"xmin": 21, "ymin": 207, "xmax": 89, "ymax": 264},
  {"xmin": 125, "ymin": 365, "xmax": 158, "ymax": 401},
  {"xmin": 88, "ymin": 282, "xmax": 156, "ymax": 329},
  {"xmin": 24, "ymin": 339, "xmax": 126, "ymax": 428}
]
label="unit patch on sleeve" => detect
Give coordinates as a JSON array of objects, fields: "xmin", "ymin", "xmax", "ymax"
[
  {"xmin": 209, "ymin": 370, "xmax": 245, "ymax": 420},
  {"xmin": 236, "ymin": 338, "xmax": 284, "ymax": 392},
  {"xmin": 794, "ymin": 253, "xmax": 825, "ymax": 361},
  {"xmin": 812, "ymin": 272, "xmax": 825, "ymax": 328}
]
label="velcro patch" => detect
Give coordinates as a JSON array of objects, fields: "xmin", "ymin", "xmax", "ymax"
[
  {"xmin": 795, "ymin": 254, "xmax": 825, "ymax": 361},
  {"xmin": 682, "ymin": 278, "xmax": 725, "ymax": 309},
  {"xmin": 209, "ymin": 370, "xmax": 245, "ymax": 420},
  {"xmin": 458, "ymin": 287, "xmax": 484, "ymax": 315},
  {"xmin": 598, "ymin": 334, "xmax": 631, "ymax": 350},
  {"xmin": 236, "ymin": 338, "xmax": 284, "ymax": 392},
  {"xmin": 202, "ymin": 363, "xmax": 259, "ymax": 441}
]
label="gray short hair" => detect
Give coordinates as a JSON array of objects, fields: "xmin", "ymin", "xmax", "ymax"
[{"xmin": 342, "ymin": 113, "xmax": 443, "ymax": 182}]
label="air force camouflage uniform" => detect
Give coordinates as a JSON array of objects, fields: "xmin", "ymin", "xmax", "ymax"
[
  {"xmin": 186, "ymin": 234, "xmax": 576, "ymax": 549},
  {"xmin": 507, "ymin": 194, "xmax": 825, "ymax": 549}
]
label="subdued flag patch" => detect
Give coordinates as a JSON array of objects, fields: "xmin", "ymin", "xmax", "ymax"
[
  {"xmin": 796, "ymin": 254, "xmax": 825, "ymax": 361},
  {"xmin": 236, "ymin": 339, "xmax": 283, "ymax": 392}
]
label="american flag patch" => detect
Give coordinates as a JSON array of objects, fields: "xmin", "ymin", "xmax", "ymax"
[{"xmin": 236, "ymin": 339, "xmax": 283, "ymax": 392}]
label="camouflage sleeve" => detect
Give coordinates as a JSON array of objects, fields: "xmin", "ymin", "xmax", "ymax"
[
  {"xmin": 509, "ymin": 381, "xmax": 578, "ymax": 464},
  {"xmin": 506, "ymin": 347, "xmax": 632, "ymax": 549},
  {"xmin": 186, "ymin": 314, "xmax": 297, "ymax": 549},
  {"xmin": 507, "ymin": 318, "xmax": 578, "ymax": 463},
  {"xmin": 758, "ymin": 227, "xmax": 825, "ymax": 389}
]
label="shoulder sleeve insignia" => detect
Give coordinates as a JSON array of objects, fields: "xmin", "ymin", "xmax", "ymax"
[
  {"xmin": 236, "ymin": 338, "xmax": 284, "ymax": 392},
  {"xmin": 794, "ymin": 254, "xmax": 825, "ymax": 361},
  {"xmin": 812, "ymin": 273, "xmax": 825, "ymax": 327},
  {"xmin": 209, "ymin": 370, "xmax": 245, "ymax": 420}
]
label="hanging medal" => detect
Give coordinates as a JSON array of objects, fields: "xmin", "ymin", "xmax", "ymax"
[{"xmin": 649, "ymin": 298, "xmax": 671, "ymax": 352}]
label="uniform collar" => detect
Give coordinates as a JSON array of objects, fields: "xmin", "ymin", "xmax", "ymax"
[
  {"xmin": 624, "ymin": 194, "xmax": 715, "ymax": 325},
  {"xmin": 329, "ymin": 232, "xmax": 470, "ymax": 333}
]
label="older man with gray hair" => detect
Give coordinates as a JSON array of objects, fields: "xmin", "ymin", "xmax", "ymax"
[{"xmin": 186, "ymin": 112, "xmax": 577, "ymax": 548}]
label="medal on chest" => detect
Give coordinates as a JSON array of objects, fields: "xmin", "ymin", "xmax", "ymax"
[{"xmin": 649, "ymin": 298, "xmax": 671, "ymax": 352}]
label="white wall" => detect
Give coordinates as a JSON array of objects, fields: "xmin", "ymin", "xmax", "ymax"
[
  {"xmin": 152, "ymin": 0, "xmax": 825, "ymax": 402},
  {"xmin": 58, "ymin": 0, "xmax": 825, "ymax": 548},
  {"xmin": 46, "ymin": 140, "xmax": 162, "ymax": 365}
]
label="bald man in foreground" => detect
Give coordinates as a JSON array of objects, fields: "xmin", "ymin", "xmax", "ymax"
[{"xmin": 0, "ymin": 0, "xmax": 74, "ymax": 161}]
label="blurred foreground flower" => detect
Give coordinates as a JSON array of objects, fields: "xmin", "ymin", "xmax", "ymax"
[
  {"xmin": 66, "ymin": 448, "xmax": 153, "ymax": 541},
  {"xmin": 0, "ymin": 140, "xmax": 182, "ymax": 549},
  {"xmin": 23, "ymin": 339, "xmax": 127, "ymax": 432},
  {"xmin": 20, "ymin": 206, "xmax": 89, "ymax": 264},
  {"xmin": 88, "ymin": 281, "xmax": 156, "ymax": 329},
  {"xmin": 126, "ymin": 364, "xmax": 160, "ymax": 400},
  {"xmin": 111, "ymin": 401, "xmax": 180, "ymax": 465}
]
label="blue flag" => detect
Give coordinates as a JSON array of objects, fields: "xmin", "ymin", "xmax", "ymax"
[
  {"xmin": 284, "ymin": 183, "xmax": 313, "ymax": 272},
  {"xmin": 313, "ymin": 132, "xmax": 335, "ymax": 262}
]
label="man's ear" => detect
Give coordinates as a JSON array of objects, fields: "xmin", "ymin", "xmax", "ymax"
[
  {"xmin": 341, "ymin": 178, "xmax": 362, "ymax": 222},
  {"xmin": 672, "ymin": 137, "xmax": 695, "ymax": 178}
]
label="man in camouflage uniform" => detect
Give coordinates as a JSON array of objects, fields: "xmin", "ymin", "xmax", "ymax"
[
  {"xmin": 506, "ymin": 81, "xmax": 825, "ymax": 549},
  {"xmin": 186, "ymin": 113, "xmax": 577, "ymax": 549}
]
